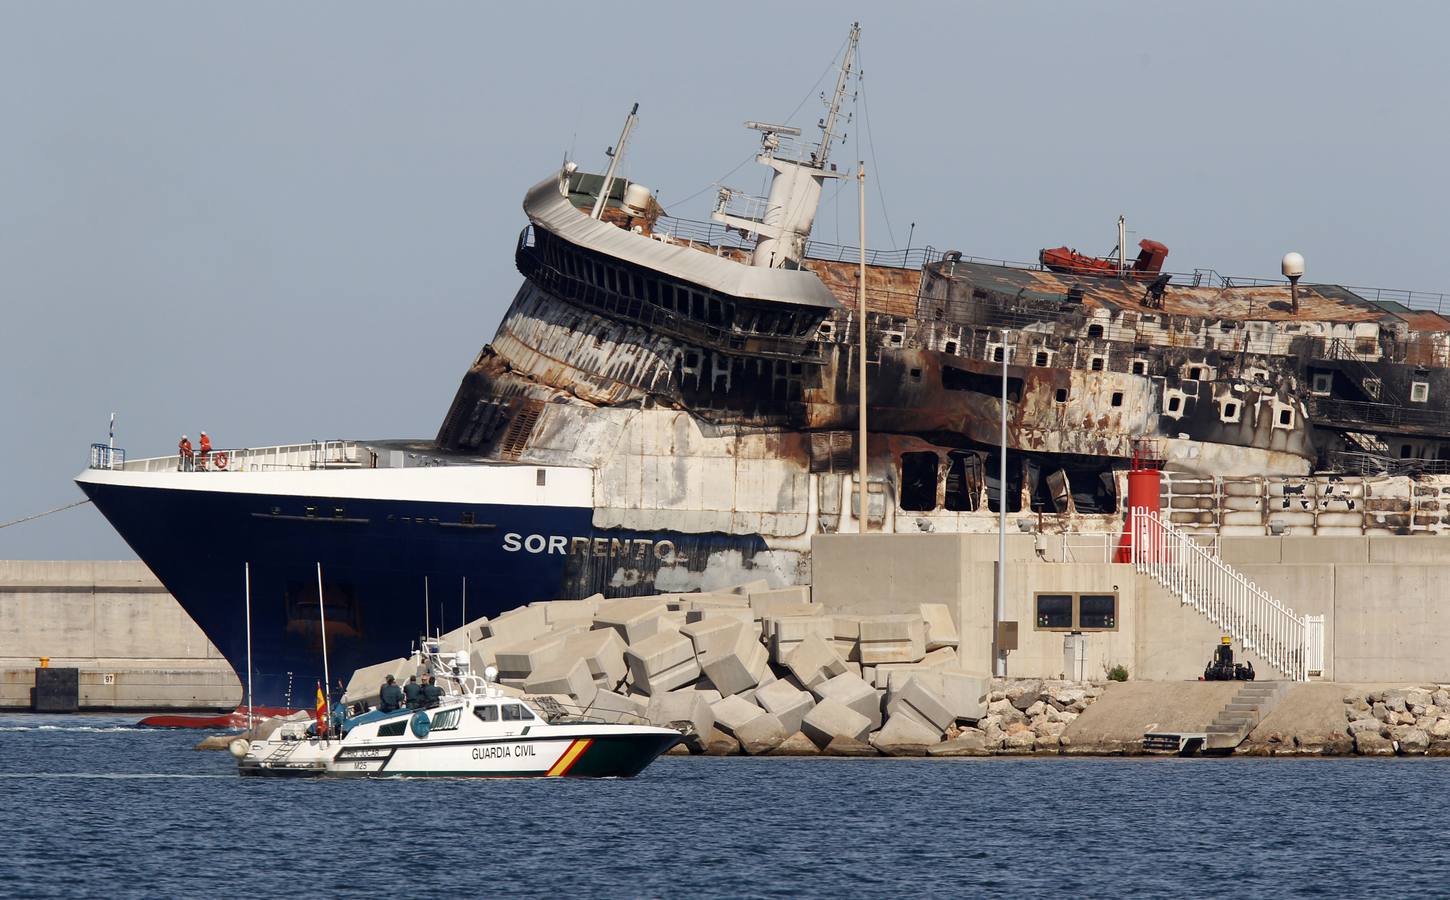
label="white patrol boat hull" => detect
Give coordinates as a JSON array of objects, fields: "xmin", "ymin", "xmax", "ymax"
[{"xmin": 238, "ymin": 701, "xmax": 681, "ymax": 779}]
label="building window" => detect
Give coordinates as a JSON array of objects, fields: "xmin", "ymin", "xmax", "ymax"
[
  {"xmin": 1411, "ymin": 381, "xmax": 1430, "ymax": 403},
  {"xmin": 1035, "ymin": 592, "xmax": 1118, "ymax": 632},
  {"xmin": 1111, "ymin": 391, "xmax": 1124, "ymax": 407}
]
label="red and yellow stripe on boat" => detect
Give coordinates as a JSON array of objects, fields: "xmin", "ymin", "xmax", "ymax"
[{"xmin": 546, "ymin": 738, "xmax": 593, "ymax": 776}]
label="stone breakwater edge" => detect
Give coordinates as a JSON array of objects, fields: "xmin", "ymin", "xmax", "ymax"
[{"xmin": 208, "ymin": 582, "xmax": 1450, "ymax": 759}]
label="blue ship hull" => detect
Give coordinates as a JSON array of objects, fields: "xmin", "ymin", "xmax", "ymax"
[{"xmin": 77, "ymin": 479, "xmax": 769, "ymax": 707}]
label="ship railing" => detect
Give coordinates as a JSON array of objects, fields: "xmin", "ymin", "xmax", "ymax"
[
  {"xmin": 525, "ymin": 695, "xmax": 655, "ymax": 729},
  {"xmin": 712, "ymin": 187, "xmax": 771, "ymax": 225},
  {"xmin": 113, "ymin": 440, "xmax": 365, "ymax": 473},
  {"xmin": 1308, "ymin": 396, "xmax": 1450, "ymax": 433},
  {"xmin": 88, "ymin": 443, "xmax": 126, "ymax": 470},
  {"xmin": 1324, "ymin": 450, "xmax": 1450, "ymax": 477},
  {"xmin": 1130, "ymin": 507, "xmax": 1317, "ymax": 681}
]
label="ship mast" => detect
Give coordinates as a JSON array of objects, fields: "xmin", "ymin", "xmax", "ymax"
[{"xmin": 712, "ymin": 23, "xmax": 860, "ymax": 269}]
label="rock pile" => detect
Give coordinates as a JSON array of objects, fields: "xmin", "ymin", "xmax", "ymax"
[
  {"xmin": 346, "ymin": 582, "xmax": 1019, "ymax": 756},
  {"xmin": 1344, "ymin": 688, "xmax": 1450, "ymax": 756},
  {"xmin": 928, "ymin": 680, "xmax": 1103, "ymax": 756}
]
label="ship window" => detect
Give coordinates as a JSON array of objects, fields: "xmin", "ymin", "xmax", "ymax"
[
  {"xmin": 944, "ymin": 341, "xmax": 957, "ymax": 355},
  {"xmin": 1035, "ymin": 351, "xmax": 1049, "ymax": 367},
  {"xmin": 1310, "ymin": 373, "xmax": 1333, "ymax": 394},
  {"xmin": 1188, "ymin": 366, "xmax": 1202, "ymax": 380},
  {"xmin": 944, "ymin": 451, "xmax": 982, "ymax": 512},
  {"xmin": 992, "ymin": 346, "xmax": 1004, "ymax": 363},
  {"xmin": 899, "ymin": 452, "xmax": 939, "ymax": 512},
  {"xmin": 378, "ymin": 721, "xmax": 407, "ymax": 737},
  {"xmin": 1132, "ymin": 360, "xmax": 1147, "ymax": 375},
  {"xmin": 461, "ymin": 511, "xmax": 475, "ymax": 525},
  {"xmin": 1090, "ymin": 357, "xmax": 1105, "ymax": 371},
  {"xmin": 1278, "ymin": 408, "xmax": 1294, "ymax": 427},
  {"xmin": 473, "ymin": 705, "xmax": 500, "ymax": 723},
  {"xmin": 305, "ymin": 506, "xmax": 317, "ymax": 518},
  {"xmin": 1111, "ymin": 391, "xmax": 1124, "ymax": 407},
  {"xmin": 1167, "ymin": 396, "xmax": 1181, "ymax": 413},
  {"xmin": 333, "ymin": 507, "xmax": 345, "ymax": 519},
  {"xmin": 501, "ymin": 704, "xmax": 534, "ymax": 722},
  {"xmin": 1401, "ymin": 444, "xmax": 1413, "ymax": 459},
  {"xmin": 536, "ymin": 469, "xmax": 547, "ymax": 486},
  {"xmin": 909, "ymin": 368, "xmax": 922, "ymax": 381},
  {"xmin": 1087, "ymin": 324, "xmax": 1104, "ymax": 339},
  {"xmin": 1222, "ymin": 401, "xmax": 1240, "ymax": 422},
  {"xmin": 1055, "ymin": 388, "xmax": 1069, "ymax": 403},
  {"xmin": 1411, "ymin": 381, "xmax": 1430, "ymax": 403},
  {"xmin": 430, "ymin": 708, "xmax": 461, "ymax": 732},
  {"xmin": 943, "ymin": 366, "xmax": 1023, "ymax": 402},
  {"xmin": 685, "ymin": 351, "xmax": 701, "ymax": 369}
]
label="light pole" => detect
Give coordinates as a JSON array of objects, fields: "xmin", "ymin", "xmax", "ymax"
[
  {"xmin": 994, "ymin": 330, "xmax": 1010, "ymax": 677},
  {"xmin": 857, "ymin": 161, "xmax": 869, "ymax": 533}
]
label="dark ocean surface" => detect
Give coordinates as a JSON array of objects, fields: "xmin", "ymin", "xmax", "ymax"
[{"xmin": 2, "ymin": 714, "xmax": 1447, "ymax": 898}]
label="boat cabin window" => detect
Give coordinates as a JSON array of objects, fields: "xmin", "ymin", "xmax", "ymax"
[
  {"xmin": 899, "ymin": 452, "xmax": 939, "ymax": 512},
  {"xmin": 377, "ymin": 720, "xmax": 407, "ymax": 737},
  {"xmin": 501, "ymin": 703, "xmax": 535, "ymax": 722},
  {"xmin": 430, "ymin": 708, "xmax": 461, "ymax": 732},
  {"xmin": 473, "ymin": 704, "xmax": 500, "ymax": 723}
]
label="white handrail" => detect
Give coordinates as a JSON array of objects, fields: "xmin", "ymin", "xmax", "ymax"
[{"xmin": 1130, "ymin": 507, "xmax": 1316, "ymax": 681}]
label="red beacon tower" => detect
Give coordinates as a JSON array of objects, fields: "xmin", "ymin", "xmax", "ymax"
[{"xmin": 1115, "ymin": 438, "xmax": 1164, "ymax": 563}]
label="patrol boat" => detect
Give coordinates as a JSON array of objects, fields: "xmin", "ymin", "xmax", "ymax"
[{"xmin": 236, "ymin": 640, "xmax": 681, "ymax": 778}]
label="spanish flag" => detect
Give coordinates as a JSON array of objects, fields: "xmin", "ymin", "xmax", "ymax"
[{"xmin": 315, "ymin": 681, "xmax": 327, "ymax": 735}]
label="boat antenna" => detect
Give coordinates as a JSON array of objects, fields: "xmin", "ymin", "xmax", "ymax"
[
  {"xmin": 244, "ymin": 561, "xmax": 254, "ymax": 736},
  {"xmin": 591, "ymin": 102, "xmax": 640, "ymax": 220},
  {"xmin": 814, "ymin": 23, "xmax": 860, "ymax": 168},
  {"xmin": 424, "ymin": 575, "xmax": 430, "ymax": 637},
  {"xmin": 462, "ymin": 575, "xmax": 467, "ymax": 627},
  {"xmin": 315, "ymin": 562, "xmax": 331, "ymax": 733}
]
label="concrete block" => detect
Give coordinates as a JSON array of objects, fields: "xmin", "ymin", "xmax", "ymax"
[
  {"xmin": 680, "ymin": 593, "xmax": 751, "ymax": 612},
  {"xmin": 735, "ymin": 711, "xmax": 789, "ymax": 755},
  {"xmin": 594, "ymin": 596, "xmax": 670, "ymax": 644},
  {"xmin": 484, "ymin": 605, "xmax": 548, "ymax": 643},
  {"xmin": 532, "ymin": 594, "xmax": 603, "ymax": 625},
  {"xmin": 623, "ymin": 629, "xmax": 700, "ymax": 695},
  {"xmin": 438, "ymin": 617, "xmax": 489, "ymax": 652},
  {"xmin": 784, "ymin": 635, "xmax": 848, "ymax": 690},
  {"xmin": 871, "ymin": 647, "xmax": 960, "ymax": 688},
  {"xmin": 494, "ymin": 631, "xmax": 570, "ymax": 681},
  {"xmin": 748, "ymin": 586, "xmax": 817, "ymax": 620},
  {"xmin": 710, "ymin": 693, "xmax": 765, "ymax": 736},
  {"xmin": 755, "ymin": 678, "xmax": 815, "ymax": 735},
  {"xmin": 523, "ymin": 657, "xmax": 597, "ymax": 706},
  {"xmin": 801, "ymin": 698, "xmax": 872, "ymax": 749},
  {"xmin": 700, "ymin": 627, "xmax": 770, "ymax": 696},
  {"xmin": 812, "ymin": 671, "xmax": 884, "ymax": 730},
  {"xmin": 767, "ymin": 615, "xmax": 836, "ymax": 663},
  {"xmin": 830, "ymin": 615, "xmax": 863, "ymax": 662},
  {"xmin": 646, "ymin": 691, "xmax": 715, "ymax": 738},
  {"xmin": 768, "ymin": 731, "xmax": 821, "ymax": 756},
  {"xmin": 344, "ymin": 656, "xmax": 416, "ymax": 705},
  {"xmin": 870, "ymin": 714, "xmax": 942, "ymax": 756},
  {"xmin": 466, "ymin": 635, "xmax": 513, "ymax": 672},
  {"xmin": 885, "ymin": 674, "xmax": 955, "ymax": 732},
  {"xmin": 587, "ymin": 689, "xmax": 648, "ymax": 723},
  {"xmin": 684, "ymin": 607, "xmax": 755, "ymax": 627},
  {"xmin": 681, "ymin": 617, "xmax": 745, "ymax": 659},
  {"xmin": 940, "ymin": 671, "xmax": 989, "ymax": 721},
  {"xmin": 919, "ymin": 603, "xmax": 959, "ymax": 651},
  {"xmin": 562, "ymin": 628, "xmax": 628, "ymax": 688},
  {"xmin": 858, "ymin": 614, "xmax": 927, "ymax": 665}
]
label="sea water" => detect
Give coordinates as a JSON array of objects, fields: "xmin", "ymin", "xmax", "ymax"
[{"xmin": 1, "ymin": 714, "xmax": 1447, "ymax": 898}]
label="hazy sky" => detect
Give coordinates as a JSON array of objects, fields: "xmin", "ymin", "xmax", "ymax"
[{"xmin": 4, "ymin": 1, "xmax": 1449, "ymax": 558}]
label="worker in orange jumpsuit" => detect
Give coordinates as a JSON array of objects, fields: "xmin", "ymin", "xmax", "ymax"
[
  {"xmin": 197, "ymin": 431, "xmax": 212, "ymax": 470},
  {"xmin": 178, "ymin": 434, "xmax": 193, "ymax": 471}
]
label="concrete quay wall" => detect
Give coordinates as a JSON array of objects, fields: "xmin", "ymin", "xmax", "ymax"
[
  {"xmin": 813, "ymin": 533, "xmax": 1450, "ymax": 684},
  {"xmin": 0, "ymin": 561, "xmax": 240, "ymax": 710}
]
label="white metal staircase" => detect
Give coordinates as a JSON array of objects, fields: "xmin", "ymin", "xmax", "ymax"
[{"xmin": 1129, "ymin": 508, "xmax": 1324, "ymax": 681}]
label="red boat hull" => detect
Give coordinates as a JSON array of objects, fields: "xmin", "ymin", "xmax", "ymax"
[{"xmin": 137, "ymin": 706, "xmax": 301, "ymax": 729}]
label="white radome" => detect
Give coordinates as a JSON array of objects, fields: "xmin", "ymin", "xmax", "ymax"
[{"xmin": 1282, "ymin": 251, "xmax": 1305, "ymax": 279}]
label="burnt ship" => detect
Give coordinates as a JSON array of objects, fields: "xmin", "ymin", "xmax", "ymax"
[{"xmin": 76, "ymin": 25, "xmax": 1450, "ymax": 703}]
